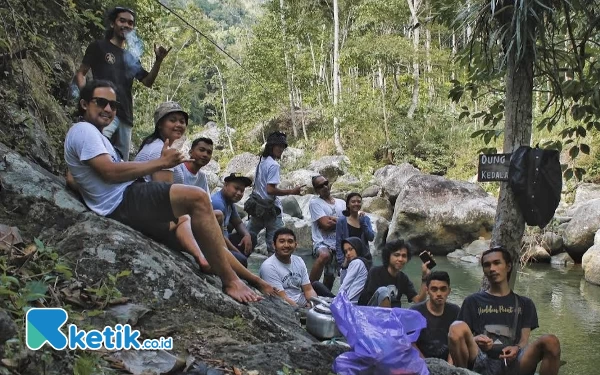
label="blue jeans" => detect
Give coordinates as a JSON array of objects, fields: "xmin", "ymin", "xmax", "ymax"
[{"xmin": 247, "ymin": 215, "xmax": 284, "ymax": 253}]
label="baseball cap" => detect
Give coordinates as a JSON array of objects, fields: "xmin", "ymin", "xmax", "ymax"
[
  {"xmin": 224, "ymin": 173, "xmax": 252, "ymax": 187},
  {"xmin": 153, "ymin": 101, "xmax": 189, "ymax": 126}
]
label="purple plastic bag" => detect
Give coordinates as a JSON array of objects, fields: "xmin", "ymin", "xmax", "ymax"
[{"xmin": 330, "ymin": 293, "xmax": 430, "ymax": 375}]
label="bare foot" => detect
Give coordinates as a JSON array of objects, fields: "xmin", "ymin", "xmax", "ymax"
[
  {"xmin": 257, "ymin": 280, "xmax": 277, "ymax": 297},
  {"xmin": 224, "ymin": 279, "xmax": 263, "ymax": 303}
]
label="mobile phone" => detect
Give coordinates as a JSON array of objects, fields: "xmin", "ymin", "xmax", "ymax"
[{"xmin": 419, "ymin": 251, "xmax": 436, "ymax": 269}]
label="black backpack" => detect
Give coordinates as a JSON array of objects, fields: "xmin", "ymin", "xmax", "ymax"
[{"xmin": 509, "ymin": 146, "xmax": 562, "ymax": 228}]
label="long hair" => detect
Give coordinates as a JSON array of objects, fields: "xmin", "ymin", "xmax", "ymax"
[{"xmin": 77, "ymin": 80, "xmax": 118, "ymax": 117}]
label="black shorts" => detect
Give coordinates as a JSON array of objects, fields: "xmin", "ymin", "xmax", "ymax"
[{"xmin": 108, "ymin": 182, "xmax": 178, "ymax": 246}]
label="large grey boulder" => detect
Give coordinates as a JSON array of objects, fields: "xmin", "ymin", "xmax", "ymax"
[
  {"xmin": 281, "ymin": 196, "xmax": 303, "ymax": 219},
  {"xmin": 388, "ymin": 174, "xmax": 496, "ymax": 255},
  {"xmin": 280, "ymin": 169, "xmax": 319, "ymax": 194},
  {"xmin": 189, "ymin": 122, "xmax": 236, "ymax": 149},
  {"xmin": 541, "ymin": 232, "xmax": 564, "ymax": 255},
  {"xmin": 223, "ymin": 152, "xmax": 260, "ymax": 180},
  {"xmin": 563, "ymin": 199, "xmax": 600, "ymax": 260},
  {"xmin": 373, "ymin": 163, "xmax": 421, "ymax": 202},
  {"xmin": 464, "ymin": 238, "xmax": 490, "ymax": 256},
  {"xmin": 361, "ymin": 196, "xmax": 393, "ymax": 221},
  {"xmin": 574, "ymin": 183, "xmax": 600, "ymax": 205},
  {"xmin": 582, "ymin": 230, "xmax": 600, "ymax": 286},
  {"xmin": 361, "ymin": 185, "xmax": 381, "ymax": 198},
  {"xmin": 202, "ymin": 159, "xmax": 221, "ymax": 174},
  {"xmin": 308, "ymin": 155, "xmax": 351, "ymax": 181},
  {"xmin": 281, "ymin": 147, "xmax": 305, "ymax": 166},
  {"xmin": 295, "ymin": 194, "xmax": 318, "ymax": 220}
]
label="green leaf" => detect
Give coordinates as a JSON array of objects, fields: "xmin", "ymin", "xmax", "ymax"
[
  {"xmin": 580, "ymin": 144, "xmax": 590, "ymax": 155},
  {"xmin": 116, "ymin": 270, "xmax": 131, "ymax": 278},
  {"xmin": 34, "ymin": 238, "xmax": 45, "ymax": 252},
  {"xmin": 564, "ymin": 168, "xmax": 574, "ymax": 180},
  {"xmin": 576, "ymin": 126, "xmax": 587, "ymax": 137},
  {"xmin": 459, "ymin": 111, "xmax": 470, "ymax": 120},
  {"xmin": 24, "ymin": 281, "xmax": 48, "ymax": 301},
  {"xmin": 86, "ymin": 310, "xmax": 104, "ymax": 317},
  {"xmin": 569, "ymin": 146, "xmax": 579, "ymax": 159}
]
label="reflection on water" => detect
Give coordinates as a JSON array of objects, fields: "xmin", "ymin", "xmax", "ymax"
[{"xmin": 248, "ymin": 254, "xmax": 600, "ymax": 375}]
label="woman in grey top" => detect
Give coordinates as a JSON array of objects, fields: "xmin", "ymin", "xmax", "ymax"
[{"xmin": 338, "ymin": 237, "xmax": 372, "ymax": 302}]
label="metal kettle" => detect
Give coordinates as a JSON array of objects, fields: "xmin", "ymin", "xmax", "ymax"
[{"xmin": 306, "ymin": 297, "xmax": 342, "ymax": 340}]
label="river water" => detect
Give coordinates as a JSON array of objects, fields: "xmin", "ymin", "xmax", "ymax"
[{"xmin": 249, "ymin": 253, "xmax": 600, "ymax": 375}]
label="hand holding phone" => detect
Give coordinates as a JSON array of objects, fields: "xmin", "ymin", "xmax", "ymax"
[{"xmin": 419, "ymin": 250, "xmax": 436, "ymax": 269}]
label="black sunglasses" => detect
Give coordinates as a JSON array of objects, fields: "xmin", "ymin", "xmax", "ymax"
[
  {"xmin": 316, "ymin": 181, "xmax": 329, "ymax": 189},
  {"xmin": 91, "ymin": 97, "xmax": 120, "ymax": 111}
]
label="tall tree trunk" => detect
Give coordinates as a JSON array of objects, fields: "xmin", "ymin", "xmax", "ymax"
[
  {"xmin": 426, "ymin": 15, "xmax": 434, "ymax": 102},
  {"xmin": 491, "ymin": 7, "xmax": 537, "ymax": 289},
  {"xmin": 407, "ymin": 0, "xmax": 421, "ymax": 119},
  {"xmin": 297, "ymin": 87, "xmax": 309, "ymax": 142},
  {"xmin": 378, "ymin": 63, "xmax": 390, "ymax": 145},
  {"xmin": 279, "ymin": 0, "xmax": 297, "ymax": 138},
  {"xmin": 332, "ymin": 0, "xmax": 344, "ymax": 154},
  {"xmin": 308, "ymin": 36, "xmax": 323, "ymax": 109},
  {"xmin": 215, "ymin": 65, "xmax": 234, "ymax": 153}
]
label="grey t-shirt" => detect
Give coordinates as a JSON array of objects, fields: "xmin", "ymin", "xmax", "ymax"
[
  {"xmin": 175, "ymin": 164, "xmax": 209, "ymax": 193},
  {"xmin": 253, "ymin": 156, "xmax": 282, "ymax": 211},
  {"xmin": 134, "ymin": 138, "xmax": 182, "ymax": 183},
  {"xmin": 64, "ymin": 121, "xmax": 133, "ymax": 216},
  {"xmin": 259, "ymin": 254, "xmax": 311, "ymax": 306},
  {"xmin": 339, "ymin": 259, "xmax": 368, "ymax": 302},
  {"xmin": 309, "ymin": 197, "xmax": 346, "ymax": 250}
]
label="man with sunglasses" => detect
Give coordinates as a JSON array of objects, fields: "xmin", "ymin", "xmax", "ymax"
[
  {"xmin": 309, "ymin": 175, "xmax": 346, "ymax": 290},
  {"xmin": 448, "ymin": 246, "xmax": 561, "ymax": 375},
  {"xmin": 64, "ymin": 80, "xmax": 261, "ymax": 304},
  {"xmin": 75, "ymin": 6, "xmax": 170, "ymax": 161}
]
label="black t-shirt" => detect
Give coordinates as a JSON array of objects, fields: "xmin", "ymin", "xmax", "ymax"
[
  {"xmin": 410, "ymin": 301, "xmax": 460, "ymax": 360},
  {"xmin": 347, "ymin": 223, "xmax": 363, "ymax": 238},
  {"xmin": 358, "ymin": 266, "xmax": 417, "ymax": 307},
  {"xmin": 82, "ymin": 40, "xmax": 149, "ymax": 124},
  {"xmin": 458, "ymin": 291, "xmax": 539, "ymax": 359}
]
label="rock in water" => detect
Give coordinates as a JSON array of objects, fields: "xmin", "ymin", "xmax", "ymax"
[
  {"xmin": 564, "ymin": 199, "xmax": 600, "ymax": 261},
  {"xmin": 373, "ymin": 163, "xmax": 421, "ymax": 202},
  {"xmin": 387, "ymin": 174, "xmax": 496, "ymax": 255},
  {"xmin": 224, "ymin": 152, "xmax": 260, "ymax": 180},
  {"xmin": 583, "ymin": 230, "xmax": 600, "ymax": 286}
]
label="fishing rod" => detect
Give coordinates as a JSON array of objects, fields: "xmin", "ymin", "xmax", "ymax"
[{"xmin": 153, "ymin": 0, "xmax": 269, "ymax": 91}]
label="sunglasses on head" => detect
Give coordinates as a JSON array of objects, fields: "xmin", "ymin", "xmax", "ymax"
[
  {"xmin": 91, "ymin": 97, "xmax": 120, "ymax": 111},
  {"xmin": 316, "ymin": 181, "xmax": 329, "ymax": 189}
]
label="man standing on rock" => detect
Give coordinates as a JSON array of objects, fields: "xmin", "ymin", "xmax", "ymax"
[
  {"xmin": 259, "ymin": 228, "xmax": 317, "ymax": 307},
  {"xmin": 247, "ymin": 131, "xmax": 303, "ymax": 254},
  {"xmin": 410, "ymin": 271, "xmax": 460, "ymax": 363},
  {"xmin": 64, "ymin": 79, "xmax": 260, "ymax": 303},
  {"xmin": 212, "ymin": 173, "xmax": 257, "ymax": 267},
  {"xmin": 75, "ymin": 6, "xmax": 170, "ymax": 160},
  {"xmin": 448, "ymin": 246, "xmax": 561, "ymax": 375},
  {"xmin": 309, "ymin": 175, "xmax": 346, "ymax": 290}
]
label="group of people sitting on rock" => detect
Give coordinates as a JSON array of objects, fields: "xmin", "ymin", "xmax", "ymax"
[
  {"xmin": 65, "ymin": 79, "xmax": 562, "ymax": 375},
  {"xmin": 67, "ymin": 8, "xmax": 562, "ymax": 372}
]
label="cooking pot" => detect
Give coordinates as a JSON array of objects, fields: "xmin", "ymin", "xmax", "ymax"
[{"xmin": 306, "ymin": 297, "xmax": 342, "ymax": 340}]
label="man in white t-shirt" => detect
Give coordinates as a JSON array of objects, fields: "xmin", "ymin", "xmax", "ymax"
[
  {"xmin": 175, "ymin": 137, "xmax": 211, "ymax": 192},
  {"xmin": 259, "ymin": 228, "xmax": 317, "ymax": 307},
  {"xmin": 309, "ymin": 175, "xmax": 346, "ymax": 290},
  {"xmin": 63, "ymin": 80, "xmax": 260, "ymax": 304},
  {"xmin": 247, "ymin": 132, "xmax": 303, "ymax": 254}
]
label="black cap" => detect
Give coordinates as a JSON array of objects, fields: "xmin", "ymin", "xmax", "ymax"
[
  {"xmin": 224, "ymin": 173, "xmax": 252, "ymax": 187},
  {"xmin": 266, "ymin": 131, "xmax": 288, "ymax": 147}
]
